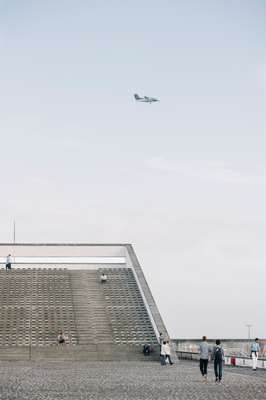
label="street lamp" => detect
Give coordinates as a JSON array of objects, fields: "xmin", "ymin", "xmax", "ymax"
[{"xmin": 246, "ymin": 324, "xmax": 252, "ymax": 341}]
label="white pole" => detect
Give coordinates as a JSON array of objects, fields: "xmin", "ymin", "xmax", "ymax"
[
  {"xmin": 13, "ymin": 220, "xmax": 16, "ymax": 244},
  {"xmin": 246, "ymin": 324, "xmax": 252, "ymax": 341},
  {"xmin": 13, "ymin": 220, "xmax": 16, "ymax": 265}
]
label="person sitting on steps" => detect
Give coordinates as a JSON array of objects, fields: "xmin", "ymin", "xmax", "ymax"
[
  {"xmin": 100, "ymin": 273, "xmax": 107, "ymax": 283},
  {"xmin": 57, "ymin": 331, "xmax": 66, "ymax": 345}
]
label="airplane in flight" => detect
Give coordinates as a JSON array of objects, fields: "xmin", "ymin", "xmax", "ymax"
[{"xmin": 134, "ymin": 94, "xmax": 159, "ymax": 104}]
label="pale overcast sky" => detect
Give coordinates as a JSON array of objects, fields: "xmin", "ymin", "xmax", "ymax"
[{"xmin": 0, "ymin": 0, "xmax": 266, "ymax": 338}]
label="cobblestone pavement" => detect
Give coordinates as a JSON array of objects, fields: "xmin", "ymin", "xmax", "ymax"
[{"xmin": 0, "ymin": 361, "xmax": 265, "ymax": 400}]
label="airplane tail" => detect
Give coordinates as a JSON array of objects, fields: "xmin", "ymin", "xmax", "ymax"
[{"xmin": 134, "ymin": 94, "xmax": 140, "ymax": 100}]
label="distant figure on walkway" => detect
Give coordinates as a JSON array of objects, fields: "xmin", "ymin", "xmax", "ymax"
[
  {"xmin": 100, "ymin": 273, "xmax": 107, "ymax": 283},
  {"xmin": 250, "ymin": 338, "xmax": 260, "ymax": 370},
  {"xmin": 199, "ymin": 336, "xmax": 210, "ymax": 382},
  {"xmin": 159, "ymin": 332, "xmax": 164, "ymax": 348},
  {"xmin": 57, "ymin": 331, "xmax": 66, "ymax": 345},
  {"xmin": 165, "ymin": 340, "xmax": 174, "ymax": 365},
  {"xmin": 160, "ymin": 340, "xmax": 167, "ymax": 365},
  {"xmin": 212, "ymin": 340, "xmax": 224, "ymax": 383},
  {"xmin": 5, "ymin": 254, "xmax": 12, "ymax": 271}
]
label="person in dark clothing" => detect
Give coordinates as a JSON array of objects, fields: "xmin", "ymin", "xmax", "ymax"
[
  {"xmin": 212, "ymin": 339, "xmax": 224, "ymax": 383},
  {"xmin": 159, "ymin": 332, "xmax": 164, "ymax": 346},
  {"xmin": 143, "ymin": 344, "xmax": 151, "ymax": 356}
]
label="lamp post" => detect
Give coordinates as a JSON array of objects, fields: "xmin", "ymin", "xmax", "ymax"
[
  {"xmin": 13, "ymin": 220, "xmax": 16, "ymax": 244},
  {"xmin": 246, "ymin": 324, "xmax": 252, "ymax": 341}
]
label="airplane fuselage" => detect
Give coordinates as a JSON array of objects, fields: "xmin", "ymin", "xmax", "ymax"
[{"xmin": 134, "ymin": 94, "xmax": 159, "ymax": 103}]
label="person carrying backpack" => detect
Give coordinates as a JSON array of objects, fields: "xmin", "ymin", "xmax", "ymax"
[{"xmin": 212, "ymin": 339, "xmax": 224, "ymax": 383}]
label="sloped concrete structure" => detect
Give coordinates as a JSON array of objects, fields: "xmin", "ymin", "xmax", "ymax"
[{"xmin": 0, "ymin": 244, "xmax": 169, "ymax": 361}]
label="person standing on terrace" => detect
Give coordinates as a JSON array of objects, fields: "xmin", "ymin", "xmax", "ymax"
[
  {"xmin": 5, "ymin": 254, "xmax": 12, "ymax": 271},
  {"xmin": 199, "ymin": 336, "xmax": 210, "ymax": 382},
  {"xmin": 212, "ymin": 339, "xmax": 224, "ymax": 383},
  {"xmin": 165, "ymin": 340, "xmax": 174, "ymax": 365},
  {"xmin": 250, "ymin": 338, "xmax": 260, "ymax": 371}
]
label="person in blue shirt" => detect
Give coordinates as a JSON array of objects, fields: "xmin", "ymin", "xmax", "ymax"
[{"xmin": 250, "ymin": 338, "xmax": 260, "ymax": 370}]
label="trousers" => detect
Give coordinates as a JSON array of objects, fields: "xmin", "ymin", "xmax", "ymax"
[
  {"xmin": 200, "ymin": 359, "xmax": 208, "ymax": 376},
  {"xmin": 214, "ymin": 359, "xmax": 223, "ymax": 381},
  {"xmin": 165, "ymin": 354, "xmax": 173, "ymax": 365},
  {"xmin": 252, "ymin": 352, "xmax": 258, "ymax": 369}
]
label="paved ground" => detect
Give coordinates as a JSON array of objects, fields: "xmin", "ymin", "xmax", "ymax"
[{"xmin": 0, "ymin": 361, "xmax": 265, "ymax": 400}]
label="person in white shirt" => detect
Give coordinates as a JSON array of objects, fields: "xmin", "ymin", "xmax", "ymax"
[
  {"xmin": 100, "ymin": 273, "xmax": 107, "ymax": 283},
  {"xmin": 165, "ymin": 340, "xmax": 174, "ymax": 365},
  {"xmin": 160, "ymin": 340, "xmax": 167, "ymax": 365},
  {"xmin": 161, "ymin": 340, "xmax": 173, "ymax": 365},
  {"xmin": 250, "ymin": 338, "xmax": 260, "ymax": 370},
  {"xmin": 6, "ymin": 254, "xmax": 12, "ymax": 271}
]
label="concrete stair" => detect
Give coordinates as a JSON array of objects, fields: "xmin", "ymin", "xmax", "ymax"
[
  {"xmin": 70, "ymin": 270, "xmax": 113, "ymax": 345},
  {"xmin": 100, "ymin": 268, "xmax": 158, "ymax": 346},
  {"xmin": 0, "ymin": 267, "xmax": 159, "ymax": 361},
  {"xmin": 0, "ymin": 269, "xmax": 78, "ymax": 347}
]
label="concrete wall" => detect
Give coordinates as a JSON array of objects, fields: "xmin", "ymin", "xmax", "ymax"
[{"xmin": 0, "ymin": 243, "xmax": 127, "ymax": 257}]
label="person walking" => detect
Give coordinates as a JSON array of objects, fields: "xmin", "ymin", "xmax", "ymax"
[
  {"xmin": 5, "ymin": 254, "xmax": 12, "ymax": 271},
  {"xmin": 165, "ymin": 340, "xmax": 174, "ymax": 365},
  {"xmin": 212, "ymin": 340, "xmax": 224, "ymax": 383},
  {"xmin": 199, "ymin": 336, "xmax": 210, "ymax": 382},
  {"xmin": 160, "ymin": 340, "xmax": 167, "ymax": 365},
  {"xmin": 159, "ymin": 332, "xmax": 164, "ymax": 355},
  {"xmin": 250, "ymin": 338, "xmax": 260, "ymax": 371},
  {"xmin": 159, "ymin": 332, "xmax": 164, "ymax": 346}
]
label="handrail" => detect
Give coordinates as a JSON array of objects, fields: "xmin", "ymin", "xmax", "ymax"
[
  {"xmin": 130, "ymin": 267, "xmax": 160, "ymax": 342},
  {"xmin": 176, "ymin": 350, "xmax": 266, "ymax": 361}
]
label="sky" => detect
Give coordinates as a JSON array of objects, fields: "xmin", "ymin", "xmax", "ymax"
[{"xmin": 0, "ymin": 0, "xmax": 266, "ymax": 339}]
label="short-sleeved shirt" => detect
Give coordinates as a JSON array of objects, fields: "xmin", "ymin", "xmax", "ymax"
[
  {"xmin": 199, "ymin": 342, "xmax": 209, "ymax": 359},
  {"xmin": 6, "ymin": 256, "xmax": 12, "ymax": 264},
  {"xmin": 251, "ymin": 342, "xmax": 260, "ymax": 352}
]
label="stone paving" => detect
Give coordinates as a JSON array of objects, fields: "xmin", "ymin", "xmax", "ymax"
[{"xmin": 0, "ymin": 361, "xmax": 265, "ymax": 400}]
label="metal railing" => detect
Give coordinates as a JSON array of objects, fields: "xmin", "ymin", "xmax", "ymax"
[{"xmin": 176, "ymin": 350, "xmax": 266, "ymax": 361}]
